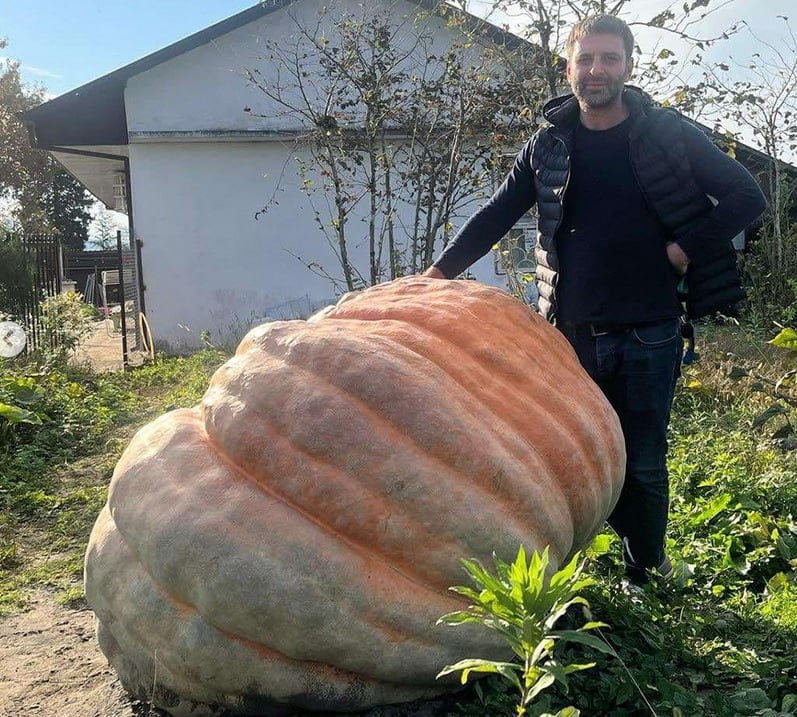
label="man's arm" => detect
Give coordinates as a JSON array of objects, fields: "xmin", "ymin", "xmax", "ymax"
[
  {"xmin": 672, "ymin": 120, "xmax": 767, "ymax": 265},
  {"xmin": 426, "ymin": 137, "xmax": 538, "ymax": 278}
]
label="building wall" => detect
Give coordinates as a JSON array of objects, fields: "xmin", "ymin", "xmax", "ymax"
[
  {"xmin": 129, "ymin": 139, "xmax": 518, "ymax": 349},
  {"xmin": 125, "ymin": 0, "xmax": 486, "ymax": 136},
  {"xmin": 124, "ymin": 0, "xmax": 533, "ymax": 348}
]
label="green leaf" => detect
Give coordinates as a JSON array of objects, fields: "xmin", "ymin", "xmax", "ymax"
[
  {"xmin": 769, "ymin": 327, "xmax": 797, "ymax": 352},
  {"xmin": 563, "ymin": 662, "xmax": 596, "ymax": 674},
  {"xmin": 587, "ymin": 533, "xmax": 613, "ymax": 557},
  {"xmin": 782, "ymin": 694, "xmax": 797, "ymax": 712},
  {"xmin": 530, "ymin": 637, "xmax": 555, "ymax": 666},
  {"xmin": 544, "ymin": 599, "xmax": 579, "ymax": 631},
  {"xmin": 525, "ymin": 671, "xmax": 556, "ymax": 702},
  {"xmin": 723, "ymin": 536, "xmax": 751, "ymax": 574},
  {"xmin": 541, "ymin": 660, "xmax": 572, "ymax": 688},
  {"xmin": 0, "ymin": 402, "xmax": 42, "ymax": 425},
  {"xmin": 549, "ymin": 552, "xmax": 581, "ymax": 590},
  {"xmin": 690, "ymin": 493, "xmax": 733, "ymax": 525},
  {"xmin": 549, "ymin": 630, "xmax": 615, "ymax": 654},
  {"xmin": 437, "ymin": 659, "xmax": 522, "ymax": 689},
  {"xmin": 729, "ymin": 687, "xmax": 771, "ymax": 711},
  {"xmin": 5, "ymin": 382, "xmax": 43, "ymax": 405},
  {"xmin": 437, "ymin": 610, "xmax": 479, "ymax": 626},
  {"xmin": 766, "ymin": 572, "xmax": 790, "ymax": 593},
  {"xmin": 751, "ymin": 403, "xmax": 787, "ymax": 429},
  {"xmin": 449, "ymin": 585, "xmax": 481, "ymax": 601}
]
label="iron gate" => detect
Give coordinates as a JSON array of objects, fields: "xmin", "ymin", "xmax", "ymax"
[{"xmin": 3, "ymin": 234, "xmax": 63, "ymax": 352}]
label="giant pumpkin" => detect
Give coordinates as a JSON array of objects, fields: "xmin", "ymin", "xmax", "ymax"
[{"xmin": 85, "ymin": 277, "xmax": 625, "ymax": 716}]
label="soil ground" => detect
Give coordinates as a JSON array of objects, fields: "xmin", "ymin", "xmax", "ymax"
[
  {"xmin": 0, "ymin": 588, "xmax": 462, "ymax": 717},
  {"xmin": 0, "ymin": 590, "xmax": 154, "ymax": 717}
]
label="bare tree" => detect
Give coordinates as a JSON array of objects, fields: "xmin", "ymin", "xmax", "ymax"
[
  {"xmin": 247, "ymin": 1, "xmax": 543, "ymax": 291},
  {"xmin": 685, "ymin": 18, "xmax": 797, "ymax": 317},
  {"xmin": 489, "ymin": 0, "xmax": 742, "ymax": 101}
]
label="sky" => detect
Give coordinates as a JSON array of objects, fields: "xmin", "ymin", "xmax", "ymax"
[
  {"xmin": 1, "ymin": 1, "xmax": 256, "ymax": 97},
  {"xmin": 2, "ymin": 0, "xmax": 793, "ymax": 98}
]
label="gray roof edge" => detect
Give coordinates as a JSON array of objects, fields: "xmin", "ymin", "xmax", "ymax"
[
  {"xmin": 22, "ymin": 0, "xmax": 528, "ymax": 125},
  {"xmin": 22, "ymin": 1, "xmax": 292, "ymax": 123}
]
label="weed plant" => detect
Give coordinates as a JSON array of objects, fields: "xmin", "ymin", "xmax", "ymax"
[
  {"xmin": 439, "ymin": 547, "xmax": 611, "ymax": 717},
  {"xmin": 0, "ymin": 348, "xmax": 228, "ymax": 613}
]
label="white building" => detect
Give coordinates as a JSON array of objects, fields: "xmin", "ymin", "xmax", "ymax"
[{"xmin": 22, "ymin": 0, "xmax": 538, "ymax": 349}]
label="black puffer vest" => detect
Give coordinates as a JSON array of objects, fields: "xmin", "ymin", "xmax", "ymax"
[{"xmin": 531, "ymin": 87, "xmax": 744, "ymax": 322}]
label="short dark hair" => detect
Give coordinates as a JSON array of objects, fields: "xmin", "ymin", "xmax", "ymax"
[{"xmin": 565, "ymin": 14, "xmax": 634, "ymax": 61}]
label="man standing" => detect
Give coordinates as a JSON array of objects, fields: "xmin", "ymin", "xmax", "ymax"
[{"xmin": 424, "ymin": 14, "xmax": 766, "ymax": 588}]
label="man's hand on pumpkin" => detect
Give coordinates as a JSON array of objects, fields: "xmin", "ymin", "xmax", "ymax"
[{"xmin": 423, "ymin": 266, "xmax": 447, "ymax": 279}]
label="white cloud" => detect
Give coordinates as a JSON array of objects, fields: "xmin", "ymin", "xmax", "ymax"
[
  {"xmin": 22, "ymin": 65, "xmax": 63, "ymax": 80},
  {"xmin": 19, "ymin": 62, "xmax": 62, "ymax": 80},
  {"xmin": 0, "ymin": 55, "xmax": 62, "ymax": 80}
]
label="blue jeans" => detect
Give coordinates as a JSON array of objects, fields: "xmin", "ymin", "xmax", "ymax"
[{"xmin": 559, "ymin": 319, "xmax": 682, "ymax": 581}]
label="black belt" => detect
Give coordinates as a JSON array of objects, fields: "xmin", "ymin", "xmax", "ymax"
[{"xmin": 559, "ymin": 318, "xmax": 675, "ymax": 337}]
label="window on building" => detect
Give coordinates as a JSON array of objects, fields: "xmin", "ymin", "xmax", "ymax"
[{"xmin": 494, "ymin": 219, "xmax": 537, "ymax": 276}]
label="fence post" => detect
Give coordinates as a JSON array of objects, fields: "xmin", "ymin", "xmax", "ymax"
[{"xmin": 116, "ymin": 230, "xmax": 129, "ymax": 369}]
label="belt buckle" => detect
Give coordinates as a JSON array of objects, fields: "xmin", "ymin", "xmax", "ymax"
[{"xmin": 590, "ymin": 324, "xmax": 609, "ymax": 337}]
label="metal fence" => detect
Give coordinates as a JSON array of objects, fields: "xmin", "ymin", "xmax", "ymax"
[
  {"xmin": 116, "ymin": 231, "xmax": 143, "ymax": 365},
  {"xmin": 1, "ymin": 232, "xmax": 147, "ymax": 366},
  {"xmin": 2, "ymin": 234, "xmax": 63, "ymax": 352}
]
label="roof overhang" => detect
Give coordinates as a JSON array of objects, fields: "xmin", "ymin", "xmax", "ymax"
[
  {"xmin": 49, "ymin": 146, "xmax": 129, "ymax": 209},
  {"xmin": 22, "ymin": 80, "xmax": 128, "ymax": 149}
]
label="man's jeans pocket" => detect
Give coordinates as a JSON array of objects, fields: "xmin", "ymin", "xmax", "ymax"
[{"xmin": 631, "ymin": 319, "xmax": 681, "ymax": 347}]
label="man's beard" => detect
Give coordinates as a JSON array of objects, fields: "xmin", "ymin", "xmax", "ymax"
[{"xmin": 572, "ymin": 77, "xmax": 625, "ymax": 109}]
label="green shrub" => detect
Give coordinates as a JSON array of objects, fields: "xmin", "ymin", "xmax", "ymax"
[
  {"xmin": 0, "ymin": 235, "xmax": 34, "ymax": 320},
  {"xmin": 35, "ymin": 291, "xmax": 95, "ymax": 368}
]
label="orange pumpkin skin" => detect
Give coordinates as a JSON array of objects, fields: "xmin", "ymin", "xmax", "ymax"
[{"xmin": 85, "ymin": 277, "xmax": 625, "ymax": 716}]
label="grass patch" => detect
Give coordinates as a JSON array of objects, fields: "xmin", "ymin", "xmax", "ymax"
[{"xmin": 0, "ymin": 348, "xmax": 228, "ymax": 614}]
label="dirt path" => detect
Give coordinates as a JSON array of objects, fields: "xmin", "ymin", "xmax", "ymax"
[
  {"xmin": 73, "ymin": 319, "xmax": 146, "ymax": 372},
  {"xmin": 0, "ymin": 591, "xmax": 462, "ymax": 717},
  {"xmin": 0, "ymin": 590, "xmax": 155, "ymax": 717}
]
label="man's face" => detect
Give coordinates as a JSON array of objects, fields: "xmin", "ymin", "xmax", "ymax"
[{"xmin": 566, "ymin": 33, "xmax": 633, "ymax": 109}]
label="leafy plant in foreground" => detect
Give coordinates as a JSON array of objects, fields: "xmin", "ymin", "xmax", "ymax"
[
  {"xmin": 707, "ymin": 325, "xmax": 797, "ymax": 451},
  {"xmin": 437, "ymin": 546, "xmax": 612, "ymax": 717},
  {"xmin": 0, "ymin": 374, "xmax": 46, "ymax": 450}
]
